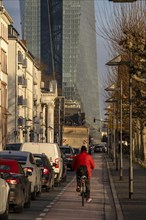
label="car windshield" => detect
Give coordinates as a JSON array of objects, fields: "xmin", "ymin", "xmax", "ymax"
[
  {"xmin": 5, "ymin": 143, "xmax": 22, "ymax": 151},
  {"xmin": 74, "ymin": 148, "xmax": 80, "ymax": 154},
  {"xmin": 60, "ymin": 148, "xmax": 71, "ymax": 154},
  {"xmin": 34, "ymin": 156, "xmax": 43, "ymax": 166},
  {"xmin": 95, "ymin": 145, "xmax": 102, "ymax": 148},
  {"xmin": 0, "ymin": 155, "xmax": 27, "ymax": 163}
]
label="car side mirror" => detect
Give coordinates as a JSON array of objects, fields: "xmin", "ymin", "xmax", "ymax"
[{"xmin": 52, "ymin": 162, "xmax": 56, "ymax": 167}]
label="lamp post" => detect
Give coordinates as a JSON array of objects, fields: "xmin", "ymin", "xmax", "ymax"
[
  {"xmin": 104, "ymin": 110, "xmax": 114, "ymax": 157},
  {"xmin": 129, "ymin": 56, "xmax": 133, "ymax": 199},
  {"xmin": 105, "ymin": 97, "xmax": 118, "ymax": 170},
  {"xmin": 120, "ymin": 80, "xmax": 123, "ymax": 180}
]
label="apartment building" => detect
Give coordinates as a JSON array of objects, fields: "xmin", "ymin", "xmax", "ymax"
[
  {"xmin": 7, "ymin": 25, "xmax": 41, "ymax": 144},
  {"xmin": 7, "ymin": 25, "xmax": 58, "ymax": 144},
  {"xmin": 0, "ymin": 4, "xmax": 13, "ymax": 150}
]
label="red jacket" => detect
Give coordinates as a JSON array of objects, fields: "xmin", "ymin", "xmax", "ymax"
[{"xmin": 72, "ymin": 151, "xmax": 95, "ymax": 178}]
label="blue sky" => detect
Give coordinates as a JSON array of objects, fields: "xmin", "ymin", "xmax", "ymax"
[
  {"xmin": 3, "ymin": 0, "xmax": 21, "ymax": 34},
  {"xmin": 3, "ymin": 0, "xmax": 112, "ymax": 119}
]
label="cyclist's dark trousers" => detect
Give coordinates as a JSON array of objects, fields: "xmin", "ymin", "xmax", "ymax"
[{"xmin": 76, "ymin": 175, "xmax": 90, "ymax": 198}]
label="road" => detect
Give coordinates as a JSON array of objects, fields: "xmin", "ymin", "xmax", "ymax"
[{"xmin": 8, "ymin": 154, "xmax": 117, "ymax": 220}]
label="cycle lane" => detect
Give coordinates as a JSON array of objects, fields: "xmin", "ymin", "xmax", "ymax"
[{"xmin": 39, "ymin": 154, "xmax": 116, "ymax": 220}]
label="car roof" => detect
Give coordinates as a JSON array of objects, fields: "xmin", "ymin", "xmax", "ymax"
[
  {"xmin": 0, "ymin": 150, "xmax": 31, "ymax": 156},
  {"xmin": 33, "ymin": 153, "xmax": 46, "ymax": 157},
  {"xmin": 60, "ymin": 145, "xmax": 72, "ymax": 148}
]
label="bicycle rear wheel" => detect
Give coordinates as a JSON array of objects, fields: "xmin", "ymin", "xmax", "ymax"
[{"xmin": 81, "ymin": 183, "xmax": 85, "ymax": 206}]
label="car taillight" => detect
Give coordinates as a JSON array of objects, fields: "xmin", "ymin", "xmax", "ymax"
[
  {"xmin": 55, "ymin": 158, "xmax": 59, "ymax": 168},
  {"xmin": 6, "ymin": 178, "xmax": 20, "ymax": 184},
  {"xmin": 66, "ymin": 155, "xmax": 74, "ymax": 159},
  {"xmin": 43, "ymin": 167, "xmax": 50, "ymax": 175}
]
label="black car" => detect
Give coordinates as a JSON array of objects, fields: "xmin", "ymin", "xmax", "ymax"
[
  {"xmin": 73, "ymin": 148, "xmax": 80, "ymax": 155},
  {"xmin": 60, "ymin": 146, "xmax": 75, "ymax": 170},
  {"xmin": 0, "ymin": 159, "xmax": 31, "ymax": 213},
  {"xmin": 33, "ymin": 153, "xmax": 55, "ymax": 192},
  {"xmin": 94, "ymin": 144, "xmax": 104, "ymax": 153}
]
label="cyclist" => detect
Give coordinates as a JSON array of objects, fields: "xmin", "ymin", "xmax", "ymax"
[{"xmin": 72, "ymin": 145, "xmax": 95, "ymax": 203}]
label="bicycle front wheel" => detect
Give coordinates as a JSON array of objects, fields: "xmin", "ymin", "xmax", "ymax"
[{"xmin": 82, "ymin": 191, "xmax": 85, "ymax": 206}]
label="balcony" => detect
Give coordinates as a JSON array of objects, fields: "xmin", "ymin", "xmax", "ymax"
[
  {"xmin": 18, "ymin": 117, "xmax": 25, "ymax": 127},
  {"xmin": 18, "ymin": 76, "xmax": 27, "ymax": 88},
  {"xmin": 22, "ymin": 59, "xmax": 27, "ymax": 68},
  {"xmin": 18, "ymin": 51, "xmax": 23, "ymax": 64}
]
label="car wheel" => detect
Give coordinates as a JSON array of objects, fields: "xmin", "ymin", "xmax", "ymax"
[
  {"xmin": 0, "ymin": 199, "xmax": 9, "ymax": 220},
  {"xmin": 14, "ymin": 203, "xmax": 24, "ymax": 213},
  {"xmin": 37, "ymin": 185, "xmax": 42, "ymax": 197},
  {"xmin": 31, "ymin": 187, "xmax": 37, "ymax": 200},
  {"xmin": 24, "ymin": 192, "xmax": 31, "ymax": 208},
  {"xmin": 46, "ymin": 185, "xmax": 50, "ymax": 192}
]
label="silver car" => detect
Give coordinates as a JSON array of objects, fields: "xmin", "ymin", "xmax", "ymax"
[{"xmin": 0, "ymin": 176, "xmax": 9, "ymax": 220}]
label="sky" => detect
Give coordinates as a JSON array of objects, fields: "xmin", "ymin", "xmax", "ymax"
[{"xmin": 3, "ymin": 0, "xmax": 113, "ymax": 120}]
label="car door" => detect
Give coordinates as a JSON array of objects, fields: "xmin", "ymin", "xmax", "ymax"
[
  {"xmin": 29, "ymin": 153, "xmax": 41, "ymax": 193},
  {"xmin": 0, "ymin": 177, "xmax": 8, "ymax": 214},
  {"xmin": 18, "ymin": 163, "xmax": 30, "ymax": 201}
]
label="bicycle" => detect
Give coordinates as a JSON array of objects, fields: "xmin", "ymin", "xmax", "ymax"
[{"xmin": 79, "ymin": 175, "xmax": 87, "ymax": 206}]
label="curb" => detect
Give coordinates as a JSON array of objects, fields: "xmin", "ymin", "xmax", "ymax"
[{"xmin": 105, "ymin": 157, "xmax": 124, "ymax": 220}]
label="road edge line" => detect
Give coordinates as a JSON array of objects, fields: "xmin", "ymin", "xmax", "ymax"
[{"xmin": 105, "ymin": 156, "xmax": 124, "ymax": 220}]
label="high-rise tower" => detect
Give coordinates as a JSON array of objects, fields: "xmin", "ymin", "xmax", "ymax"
[
  {"xmin": 20, "ymin": 0, "xmax": 62, "ymax": 90},
  {"xmin": 20, "ymin": 0, "xmax": 100, "ymax": 141}
]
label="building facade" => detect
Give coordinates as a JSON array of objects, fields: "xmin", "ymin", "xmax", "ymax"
[
  {"xmin": 0, "ymin": 4, "xmax": 13, "ymax": 150},
  {"xmin": 7, "ymin": 24, "xmax": 57, "ymax": 145}
]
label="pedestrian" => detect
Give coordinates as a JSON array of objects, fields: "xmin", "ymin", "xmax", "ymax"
[{"xmin": 72, "ymin": 145, "xmax": 95, "ymax": 203}]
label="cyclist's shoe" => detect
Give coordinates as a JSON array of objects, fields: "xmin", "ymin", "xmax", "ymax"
[
  {"xmin": 76, "ymin": 186, "xmax": 80, "ymax": 192},
  {"xmin": 86, "ymin": 198, "xmax": 92, "ymax": 203}
]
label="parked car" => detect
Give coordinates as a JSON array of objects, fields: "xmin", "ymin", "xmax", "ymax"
[
  {"xmin": 5, "ymin": 143, "xmax": 22, "ymax": 151},
  {"xmin": 94, "ymin": 144, "xmax": 104, "ymax": 153},
  {"xmin": 0, "ymin": 159, "xmax": 31, "ymax": 212},
  {"xmin": 33, "ymin": 153, "xmax": 55, "ymax": 192},
  {"xmin": 0, "ymin": 175, "xmax": 9, "ymax": 220},
  {"xmin": 59, "ymin": 146, "xmax": 75, "ymax": 170},
  {"xmin": 21, "ymin": 142, "xmax": 63, "ymax": 185},
  {"xmin": 0, "ymin": 151, "xmax": 42, "ymax": 200}
]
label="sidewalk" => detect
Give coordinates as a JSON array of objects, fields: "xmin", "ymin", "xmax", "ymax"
[{"xmin": 106, "ymin": 155, "xmax": 146, "ymax": 220}]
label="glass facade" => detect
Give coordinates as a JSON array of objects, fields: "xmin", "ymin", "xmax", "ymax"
[
  {"xmin": 62, "ymin": 0, "xmax": 81, "ymax": 100},
  {"xmin": 21, "ymin": 0, "xmax": 41, "ymax": 59},
  {"xmin": 63, "ymin": 0, "xmax": 100, "ymax": 134},
  {"xmin": 20, "ymin": 0, "xmax": 63, "ymax": 90}
]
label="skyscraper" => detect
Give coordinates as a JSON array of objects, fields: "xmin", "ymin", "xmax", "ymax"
[
  {"xmin": 20, "ymin": 0, "xmax": 100, "ymax": 141},
  {"xmin": 20, "ymin": 0, "xmax": 62, "ymax": 90}
]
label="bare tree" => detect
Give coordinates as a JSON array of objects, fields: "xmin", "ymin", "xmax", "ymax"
[{"xmin": 95, "ymin": 1, "xmax": 146, "ymax": 160}]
